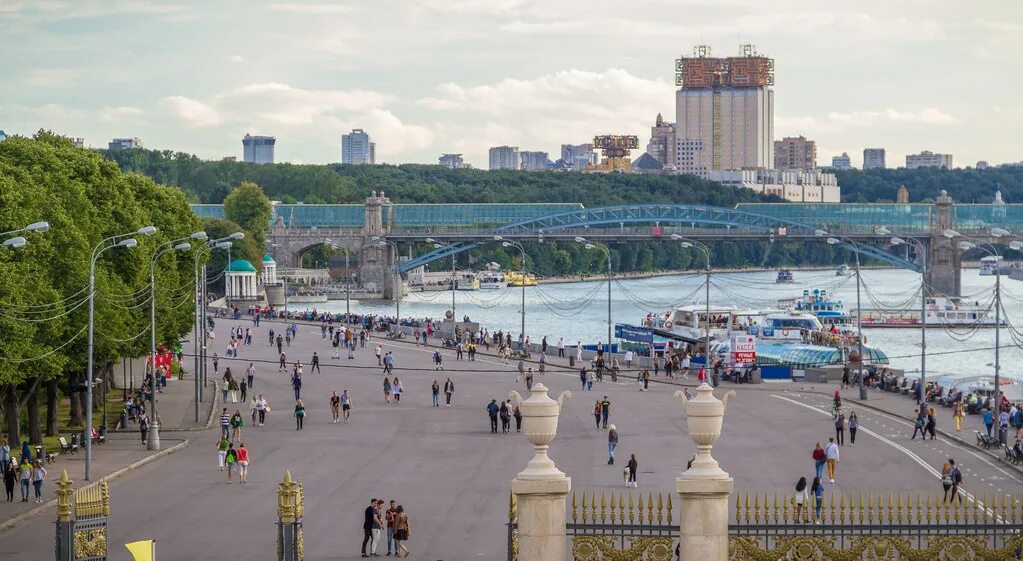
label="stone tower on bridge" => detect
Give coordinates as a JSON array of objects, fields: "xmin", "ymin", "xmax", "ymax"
[
  {"xmin": 358, "ymin": 191, "xmax": 400, "ymax": 299},
  {"xmin": 927, "ymin": 189, "xmax": 961, "ymax": 297}
]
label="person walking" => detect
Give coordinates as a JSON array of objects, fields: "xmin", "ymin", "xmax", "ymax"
[
  {"xmin": 812, "ymin": 442, "xmax": 825, "ymax": 480},
  {"xmin": 139, "ymin": 412, "xmax": 150, "ymax": 445},
  {"xmin": 392, "ymin": 377, "xmax": 403, "ymax": 404},
  {"xmin": 330, "ymin": 391, "xmax": 341, "ymax": 423},
  {"xmin": 383, "ymin": 377, "xmax": 392, "ymax": 404},
  {"xmin": 926, "ymin": 407, "xmax": 938, "ymax": 440},
  {"xmin": 487, "ymin": 399, "xmax": 500, "ymax": 434},
  {"xmin": 432, "ymin": 381, "xmax": 440, "ymax": 407},
  {"xmin": 279, "ymin": 352, "xmax": 287, "ymax": 372},
  {"xmin": 256, "ymin": 395, "xmax": 268, "ymax": 426},
  {"xmin": 607, "ymin": 424, "xmax": 618, "ymax": 465},
  {"xmin": 216, "ymin": 435, "xmax": 229, "ymax": 471},
  {"xmin": 17, "ymin": 457, "xmax": 31, "ymax": 502},
  {"xmin": 525, "ymin": 368, "xmax": 534, "ymax": 391},
  {"xmin": 294, "ymin": 399, "xmax": 306, "ymax": 430},
  {"xmin": 832, "ymin": 390, "xmax": 841, "ymax": 419},
  {"xmin": 362, "ymin": 498, "xmax": 378, "ymax": 558},
  {"xmin": 311, "ymin": 352, "xmax": 321, "ymax": 374},
  {"xmin": 444, "ymin": 378, "xmax": 454, "ymax": 407},
  {"xmin": 834, "ymin": 413, "xmax": 845, "ymax": 446},
  {"xmin": 952, "ymin": 400, "xmax": 964, "ymax": 432},
  {"xmin": 372, "ymin": 500, "xmax": 385, "ymax": 556},
  {"xmin": 498, "ymin": 400, "xmax": 510, "ymax": 433},
  {"xmin": 219, "ymin": 407, "xmax": 231, "ymax": 439},
  {"xmin": 230, "ymin": 409, "xmax": 244, "ymax": 441},
  {"xmin": 794, "ymin": 477, "xmax": 809, "ymax": 523},
  {"xmin": 824, "ymin": 438, "xmax": 840, "ymax": 483},
  {"xmin": 433, "ymin": 350, "xmax": 443, "ymax": 370},
  {"xmin": 291, "ymin": 372, "xmax": 302, "ymax": 401},
  {"xmin": 848, "ymin": 412, "xmax": 859, "ymax": 446},
  {"xmin": 235, "ymin": 442, "xmax": 249, "ymax": 484},
  {"xmin": 375, "ymin": 344, "xmax": 383, "ymax": 366},
  {"xmin": 212, "ymin": 353, "xmax": 219, "ymax": 376},
  {"xmin": 948, "ymin": 458, "xmax": 963, "ymax": 502},
  {"xmin": 912, "ymin": 409, "xmax": 927, "ymax": 440},
  {"xmin": 513, "ymin": 403, "xmax": 522, "ymax": 432},
  {"xmin": 982, "ymin": 408, "xmax": 994, "ymax": 438},
  {"xmin": 341, "ymin": 390, "xmax": 352, "ymax": 423},
  {"xmin": 940, "ymin": 462, "xmax": 953, "ymax": 502},
  {"xmin": 394, "ymin": 505, "xmax": 411, "ymax": 557},
  {"xmin": 593, "ymin": 400, "xmax": 602, "ymax": 429},
  {"xmin": 224, "ymin": 442, "xmax": 238, "ymax": 483},
  {"xmin": 246, "ymin": 362, "xmax": 255, "ymax": 390},
  {"xmin": 600, "ymin": 396, "xmax": 612, "ymax": 429},
  {"xmin": 385, "ymin": 500, "xmax": 399, "ymax": 556},
  {"xmin": 249, "ymin": 395, "xmax": 259, "ymax": 426},
  {"xmin": 31, "ymin": 460, "xmax": 46, "ymax": 503},
  {"xmin": 626, "ymin": 454, "xmax": 638, "ymax": 488},
  {"xmin": 3, "ymin": 460, "xmax": 16, "ymax": 502},
  {"xmin": 811, "ymin": 477, "xmax": 824, "ymax": 523}
]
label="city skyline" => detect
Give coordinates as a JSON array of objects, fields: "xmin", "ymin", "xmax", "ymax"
[{"xmin": 2, "ymin": 1, "xmax": 1020, "ymax": 169}]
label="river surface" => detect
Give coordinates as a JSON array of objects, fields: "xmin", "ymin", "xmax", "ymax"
[{"xmin": 313, "ymin": 268, "xmax": 1023, "ymax": 393}]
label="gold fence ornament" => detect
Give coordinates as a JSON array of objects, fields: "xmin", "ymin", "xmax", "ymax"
[
  {"xmin": 511, "ymin": 490, "xmax": 519, "ymax": 522},
  {"xmin": 56, "ymin": 470, "xmax": 73, "ymax": 523},
  {"xmin": 73, "ymin": 528, "xmax": 107, "ymax": 559},
  {"xmin": 572, "ymin": 535, "xmax": 673, "ymax": 561},
  {"xmin": 629, "ymin": 491, "xmax": 636, "ymax": 523},
  {"xmin": 101, "ymin": 481, "xmax": 110, "ymax": 517},
  {"xmin": 729, "ymin": 534, "xmax": 1023, "ymax": 561},
  {"xmin": 647, "ymin": 493, "xmax": 654, "ymax": 525},
  {"xmin": 666, "ymin": 494, "xmax": 673, "ymax": 525},
  {"xmin": 571, "ymin": 491, "xmax": 578, "ymax": 523},
  {"xmin": 637, "ymin": 493, "xmax": 645, "ymax": 524}
]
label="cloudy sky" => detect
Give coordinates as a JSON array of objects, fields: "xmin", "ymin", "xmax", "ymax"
[{"xmin": 2, "ymin": 0, "xmax": 1020, "ymax": 168}]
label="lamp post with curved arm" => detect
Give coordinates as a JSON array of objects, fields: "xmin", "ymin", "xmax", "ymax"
[
  {"xmin": 86, "ymin": 225, "xmax": 156, "ymax": 480},
  {"xmin": 826, "ymin": 235, "xmax": 866, "ymax": 396},
  {"xmin": 576, "ymin": 237, "xmax": 612, "ymax": 355},
  {"xmin": 192, "ymin": 235, "xmax": 239, "ymax": 421},
  {"xmin": 672, "ymin": 235, "xmax": 712, "ymax": 365},
  {"xmin": 495, "ymin": 236, "xmax": 527, "ymax": 342},
  {"xmin": 891, "ymin": 235, "xmax": 928, "ymax": 403},
  {"xmin": 428, "ymin": 238, "xmax": 457, "ymax": 326}
]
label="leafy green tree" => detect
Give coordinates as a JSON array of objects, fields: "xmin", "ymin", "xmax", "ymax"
[{"xmin": 223, "ymin": 181, "xmax": 271, "ymax": 252}]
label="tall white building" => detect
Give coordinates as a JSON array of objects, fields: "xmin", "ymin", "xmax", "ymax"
[
  {"xmin": 519, "ymin": 151, "xmax": 551, "ymax": 171},
  {"xmin": 489, "ymin": 146, "xmax": 520, "ymax": 170},
  {"xmin": 862, "ymin": 148, "xmax": 885, "ymax": 170},
  {"xmin": 242, "ymin": 134, "xmax": 276, "ymax": 164},
  {"xmin": 341, "ymin": 129, "xmax": 375, "ymax": 164},
  {"xmin": 108, "ymin": 137, "xmax": 142, "ymax": 149},
  {"xmin": 674, "ymin": 46, "xmax": 775, "ymax": 177},
  {"xmin": 906, "ymin": 150, "xmax": 953, "ymax": 169}
]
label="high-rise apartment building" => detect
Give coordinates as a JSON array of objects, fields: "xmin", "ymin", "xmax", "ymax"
[
  {"xmin": 830, "ymin": 152, "xmax": 852, "ymax": 170},
  {"xmin": 489, "ymin": 146, "xmax": 520, "ymax": 170},
  {"xmin": 242, "ymin": 134, "xmax": 276, "ymax": 164},
  {"xmin": 674, "ymin": 45, "xmax": 774, "ymax": 177},
  {"xmin": 519, "ymin": 151, "xmax": 551, "ymax": 171},
  {"xmin": 862, "ymin": 148, "xmax": 886, "ymax": 170},
  {"xmin": 773, "ymin": 135, "xmax": 816, "ymax": 170},
  {"xmin": 645, "ymin": 113, "xmax": 677, "ymax": 166},
  {"xmin": 438, "ymin": 154, "xmax": 467, "ymax": 169},
  {"xmin": 906, "ymin": 150, "xmax": 953, "ymax": 169},
  {"xmin": 108, "ymin": 137, "xmax": 143, "ymax": 149},
  {"xmin": 560, "ymin": 144, "xmax": 597, "ymax": 169},
  {"xmin": 341, "ymin": 129, "xmax": 375, "ymax": 164}
]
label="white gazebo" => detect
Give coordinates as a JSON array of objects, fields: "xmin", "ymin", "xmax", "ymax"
[
  {"xmin": 225, "ymin": 259, "xmax": 259, "ymax": 301},
  {"xmin": 261, "ymin": 254, "xmax": 279, "ymax": 285}
]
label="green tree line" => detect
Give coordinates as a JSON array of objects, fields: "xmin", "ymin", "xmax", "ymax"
[{"xmin": 835, "ymin": 166, "xmax": 1023, "ymax": 203}]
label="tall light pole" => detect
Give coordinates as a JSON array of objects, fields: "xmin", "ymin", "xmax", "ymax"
[
  {"xmin": 891, "ymin": 235, "xmax": 928, "ymax": 403},
  {"xmin": 495, "ymin": 236, "xmax": 527, "ymax": 341},
  {"xmin": 148, "ymin": 233, "xmax": 205, "ymax": 450},
  {"xmin": 948, "ymin": 228, "xmax": 1011, "ymax": 438},
  {"xmin": 671, "ymin": 235, "xmax": 711, "ymax": 365},
  {"xmin": 86, "ymin": 225, "xmax": 156, "ymax": 480},
  {"xmin": 826, "ymin": 236, "xmax": 866, "ymax": 397},
  {"xmin": 576, "ymin": 237, "xmax": 612, "ymax": 356},
  {"xmin": 192, "ymin": 236, "xmax": 239, "ymax": 421},
  {"xmin": 427, "ymin": 238, "xmax": 457, "ymax": 325}
]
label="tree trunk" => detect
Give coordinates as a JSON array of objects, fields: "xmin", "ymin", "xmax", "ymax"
[
  {"xmin": 68, "ymin": 373, "xmax": 83, "ymax": 428},
  {"xmin": 3, "ymin": 386, "xmax": 19, "ymax": 445},
  {"xmin": 26, "ymin": 385, "xmax": 42, "ymax": 445},
  {"xmin": 45, "ymin": 379, "xmax": 58, "ymax": 437}
]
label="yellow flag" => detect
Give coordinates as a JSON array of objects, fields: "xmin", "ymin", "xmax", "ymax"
[{"xmin": 125, "ymin": 540, "xmax": 154, "ymax": 561}]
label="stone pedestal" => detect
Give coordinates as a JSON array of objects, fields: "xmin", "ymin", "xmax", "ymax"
[
  {"xmin": 511, "ymin": 478, "xmax": 571, "ymax": 561},
  {"xmin": 676, "ymin": 478, "xmax": 733, "ymax": 561}
]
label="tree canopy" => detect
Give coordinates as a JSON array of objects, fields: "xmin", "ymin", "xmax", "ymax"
[{"xmin": 223, "ymin": 181, "xmax": 272, "ymax": 253}]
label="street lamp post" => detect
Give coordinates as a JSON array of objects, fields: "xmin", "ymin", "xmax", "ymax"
[
  {"xmin": 148, "ymin": 234, "xmax": 205, "ymax": 450},
  {"xmin": 671, "ymin": 235, "xmax": 712, "ymax": 365},
  {"xmin": 427, "ymin": 238, "xmax": 457, "ymax": 326},
  {"xmin": 827, "ymin": 236, "xmax": 866, "ymax": 397},
  {"xmin": 192, "ymin": 237, "xmax": 238, "ymax": 421},
  {"xmin": 576, "ymin": 237, "xmax": 612, "ymax": 356},
  {"xmin": 891, "ymin": 235, "xmax": 928, "ymax": 403},
  {"xmin": 86, "ymin": 225, "xmax": 156, "ymax": 480},
  {"xmin": 495, "ymin": 236, "xmax": 527, "ymax": 342},
  {"xmin": 948, "ymin": 228, "xmax": 1011, "ymax": 439}
]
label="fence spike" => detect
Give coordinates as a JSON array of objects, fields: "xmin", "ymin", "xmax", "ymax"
[
  {"xmin": 637, "ymin": 492, "xmax": 645, "ymax": 524},
  {"xmin": 657, "ymin": 493, "xmax": 664, "ymax": 524},
  {"xmin": 782, "ymin": 490, "xmax": 790, "ymax": 523},
  {"xmin": 629, "ymin": 491, "xmax": 636, "ymax": 523},
  {"xmin": 591, "ymin": 492, "xmax": 598, "ymax": 523},
  {"xmin": 510, "ymin": 491, "xmax": 517, "ymax": 522},
  {"xmin": 735, "ymin": 493, "xmax": 741, "ymax": 524},
  {"xmin": 896, "ymin": 493, "xmax": 904, "ymax": 524},
  {"xmin": 609, "ymin": 493, "xmax": 617, "ymax": 523},
  {"xmin": 926, "ymin": 493, "xmax": 934, "ymax": 524},
  {"xmin": 887, "ymin": 492, "xmax": 894, "ymax": 523},
  {"xmin": 754, "ymin": 492, "xmax": 761, "ymax": 523},
  {"xmin": 601, "ymin": 492, "xmax": 607, "ymax": 523},
  {"xmin": 744, "ymin": 492, "xmax": 750, "ymax": 523},
  {"xmin": 837, "ymin": 493, "xmax": 846, "ymax": 524},
  {"xmin": 667, "ymin": 493, "xmax": 673, "ymax": 525},
  {"xmin": 648, "ymin": 492, "xmax": 654, "ymax": 524},
  {"xmin": 619, "ymin": 492, "xmax": 625, "ymax": 523},
  {"xmin": 571, "ymin": 491, "xmax": 577, "ymax": 523},
  {"xmin": 772, "ymin": 492, "xmax": 780, "ymax": 523}
]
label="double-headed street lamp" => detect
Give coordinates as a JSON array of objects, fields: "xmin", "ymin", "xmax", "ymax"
[
  {"xmin": 890, "ymin": 234, "xmax": 928, "ymax": 404},
  {"xmin": 576, "ymin": 237, "xmax": 612, "ymax": 355},
  {"xmin": 148, "ymin": 232, "xmax": 207, "ymax": 451},
  {"xmin": 946, "ymin": 228, "xmax": 1012, "ymax": 437},
  {"xmin": 825, "ymin": 235, "xmax": 867, "ymax": 396},
  {"xmin": 671, "ymin": 235, "xmax": 712, "ymax": 363},
  {"xmin": 192, "ymin": 235, "xmax": 240, "ymax": 421},
  {"xmin": 86, "ymin": 225, "xmax": 157, "ymax": 480},
  {"xmin": 494, "ymin": 236, "xmax": 527, "ymax": 342},
  {"xmin": 427, "ymin": 238, "xmax": 457, "ymax": 324},
  {"xmin": 2, "ymin": 221, "xmax": 49, "ymax": 250}
]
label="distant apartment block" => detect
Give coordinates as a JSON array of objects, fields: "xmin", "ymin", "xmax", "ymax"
[
  {"xmin": 242, "ymin": 134, "xmax": 276, "ymax": 164},
  {"xmin": 71, "ymin": 137, "xmax": 85, "ymax": 148},
  {"xmin": 519, "ymin": 151, "xmax": 551, "ymax": 171},
  {"xmin": 489, "ymin": 146, "xmax": 520, "ymax": 170},
  {"xmin": 108, "ymin": 137, "xmax": 143, "ymax": 150},
  {"xmin": 906, "ymin": 150, "xmax": 953, "ymax": 169},
  {"xmin": 645, "ymin": 113, "xmax": 676, "ymax": 166},
  {"xmin": 438, "ymin": 154, "xmax": 468, "ymax": 169},
  {"xmin": 560, "ymin": 143, "xmax": 597, "ymax": 169},
  {"xmin": 830, "ymin": 152, "xmax": 852, "ymax": 170},
  {"xmin": 773, "ymin": 135, "xmax": 816, "ymax": 170},
  {"xmin": 709, "ymin": 169, "xmax": 840, "ymax": 203},
  {"xmin": 862, "ymin": 148, "xmax": 885, "ymax": 170},
  {"xmin": 341, "ymin": 129, "xmax": 375, "ymax": 164}
]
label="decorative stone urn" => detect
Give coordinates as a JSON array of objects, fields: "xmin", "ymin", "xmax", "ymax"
[
  {"xmin": 509, "ymin": 383, "xmax": 571, "ymax": 480},
  {"xmin": 674, "ymin": 382, "xmax": 735, "ymax": 480}
]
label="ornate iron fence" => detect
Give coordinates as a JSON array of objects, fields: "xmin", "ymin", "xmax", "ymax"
[{"xmin": 568, "ymin": 490, "xmax": 677, "ymax": 561}]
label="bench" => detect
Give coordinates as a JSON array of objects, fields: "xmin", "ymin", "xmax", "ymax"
[
  {"xmin": 1004, "ymin": 445, "xmax": 1022, "ymax": 465},
  {"xmin": 58, "ymin": 436, "xmax": 77, "ymax": 455}
]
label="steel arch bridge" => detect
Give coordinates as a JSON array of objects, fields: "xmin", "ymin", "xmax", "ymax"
[{"xmin": 397, "ymin": 204, "xmax": 921, "ymax": 273}]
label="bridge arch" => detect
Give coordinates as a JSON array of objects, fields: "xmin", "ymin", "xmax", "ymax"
[{"xmin": 397, "ymin": 204, "xmax": 920, "ymax": 273}]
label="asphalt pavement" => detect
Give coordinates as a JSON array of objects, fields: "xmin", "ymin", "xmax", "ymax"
[{"xmin": 1, "ymin": 317, "xmax": 1020, "ymax": 560}]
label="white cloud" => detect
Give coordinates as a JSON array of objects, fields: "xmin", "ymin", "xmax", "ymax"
[
  {"xmin": 268, "ymin": 3, "xmax": 357, "ymax": 15},
  {"xmin": 98, "ymin": 106, "xmax": 144, "ymax": 123},
  {"xmin": 777, "ymin": 108, "xmax": 959, "ymax": 135},
  {"xmin": 160, "ymin": 96, "xmax": 221, "ymax": 127},
  {"xmin": 228, "ymin": 54, "xmax": 246, "ymax": 64},
  {"xmin": 217, "ymin": 83, "xmax": 393, "ymax": 125}
]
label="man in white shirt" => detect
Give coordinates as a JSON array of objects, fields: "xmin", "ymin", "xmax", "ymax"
[
  {"xmin": 576, "ymin": 342, "xmax": 583, "ymax": 362},
  {"xmin": 624, "ymin": 350, "xmax": 634, "ymax": 369},
  {"xmin": 557, "ymin": 337, "xmax": 565, "ymax": 357},
  {"xmin": 824, "ymin": 437, "xmax": 840, "ymax": 483}
]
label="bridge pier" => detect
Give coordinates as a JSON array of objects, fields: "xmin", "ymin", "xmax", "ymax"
[
  {"xmin": 926, "ymin": 190, "xmax": 961, "ymax": 298},
  {"xmin": 358, "ymin": 191, "xmax": 403, "ymax": 299}
]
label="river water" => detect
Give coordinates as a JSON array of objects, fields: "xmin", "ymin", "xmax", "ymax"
[{"xmin": 316, "ymin": 268, "xmax": 1023, "ymax": 393}]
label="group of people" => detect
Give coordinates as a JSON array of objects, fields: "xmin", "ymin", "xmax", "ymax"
[
  {"xmin": 1, "ymin": 440, "xmax": 47, "ymax": 503},
  {"xmin": 362, "ymin": 498, "xmax": 412, "ymax": 557},
  {"xmin": 486, "ymin": 399, "xmax": 522, "ymax": 433}
]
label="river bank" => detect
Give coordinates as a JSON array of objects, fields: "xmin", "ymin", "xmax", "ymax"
[{"xmin": 534, "ymin": 264, "xmax": 896, "ymax": 285}]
